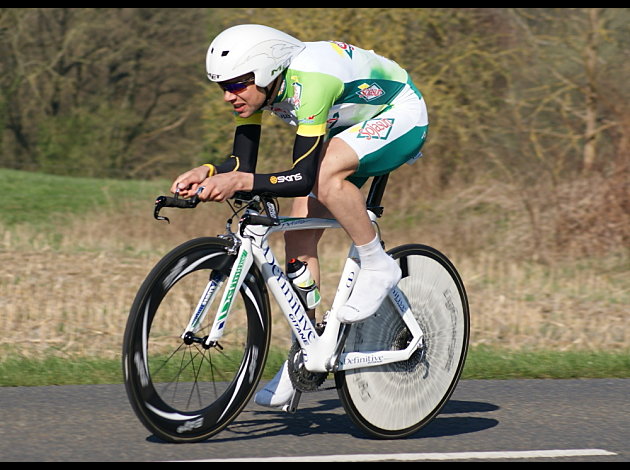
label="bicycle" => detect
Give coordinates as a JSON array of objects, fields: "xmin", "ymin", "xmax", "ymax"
[{"xmin": 122, "ymin": 173, "xmax": 469, "ymax": 443}]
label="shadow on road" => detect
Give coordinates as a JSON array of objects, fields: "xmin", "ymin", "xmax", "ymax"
[{"xmin": 146, "ymin": 398, "xmax": 499, "ymax": 444}]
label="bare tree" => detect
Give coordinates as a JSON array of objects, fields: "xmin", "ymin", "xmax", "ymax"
[
  {"xmin": 0, "ymin": 8, "xmax": 207, "ymax": 177},
  {"xmin": 506, "ymin": 8, "xmax": 623, "ymax": 176}
]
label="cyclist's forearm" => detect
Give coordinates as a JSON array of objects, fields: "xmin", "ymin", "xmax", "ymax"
[
  {"xmin": 251, "ymin": 134, "xmax": 323, "ymax": 197},
  {"xmin": 232, "ymin": 124, "xmax": 260, "ymax": 173},
  {"xmin": 208, "ymin": 124, "xmax": 261, "ymax": 175}
]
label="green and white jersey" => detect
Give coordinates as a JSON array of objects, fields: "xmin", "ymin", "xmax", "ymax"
[
  {"xmin": 226, "ymin": 40, "xmax": 428, "ymax": 196},
  {"xmin": 239, "ymin": 41, "xmax": 417, "ymax": 138}
]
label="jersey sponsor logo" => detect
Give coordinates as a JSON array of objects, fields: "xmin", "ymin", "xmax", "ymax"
[
  {"xmin": 357, "ymin": 82, "xmax": 385, "ymax": 102},
  {"xmin": 357, "ymin": 117, "xmax": 395, "ymax": 140},
  {"xmin": 290, "ymin": 79, "xmax": 303, "ymax": 109},
  {"xmin": 269, "ymin": 106, "xmax": 294, "ymax": 121},
  {"xmin": 270, "ymin": 173, "xmax": 303, "ymax": 184},
  {"xmin": 329, "ymin": 41, "xmax": 355, "ymax": 59},
  {"xmin": 298, "ymin": 114, "xmax": 317, "ymax": 124}
]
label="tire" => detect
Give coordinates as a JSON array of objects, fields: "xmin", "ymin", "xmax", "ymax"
[
  {"xmin": 122, "ymin": 237, "xmax": 271, "ymax": 443},
  {"xmin": 336, "ymin": 244, "xmax": 469, "ymax": 439}
]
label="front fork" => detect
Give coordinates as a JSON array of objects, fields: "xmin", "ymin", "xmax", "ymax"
[
  {"xmin": 182, "ymin": 270, "xmax": 226, "ymax": 337},
  {"xmin": 178, "ymin": 237, "xmax": 253, "ymax": 348},
  {"xmin": 204, "ymin": 238, "xmax": 253, "ymax": 347}
]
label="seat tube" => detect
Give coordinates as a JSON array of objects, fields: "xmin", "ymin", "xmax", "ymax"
[{"xmin": 330, "ymin": 243, "xmax": 360, "ymax": 312}]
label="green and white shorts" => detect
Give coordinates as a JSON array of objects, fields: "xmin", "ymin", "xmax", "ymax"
[{"xmin": 330, "ymin": 81, "xmax": 429, "ymax": 188}]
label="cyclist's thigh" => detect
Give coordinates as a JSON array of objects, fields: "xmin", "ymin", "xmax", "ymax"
[{"xmin": 333, "ymin": 86, "xmax": 429, "ymax": 185}]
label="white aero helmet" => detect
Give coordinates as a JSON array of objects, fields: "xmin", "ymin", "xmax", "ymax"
[{"xmin": 206, "ymin": 24, "xmax": 305, "ymax": 88}]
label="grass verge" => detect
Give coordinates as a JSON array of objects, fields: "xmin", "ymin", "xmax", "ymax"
[
  {"xmin": 1, "ymin": 347, "xmax": 628, "ymax": 387},
  {"xmin": 461, "ymin": 346, "xmax": 630, "ymax": 380},
  {"xmin": 0, "ymin": 168, "xmax": 167, "ymax": 227}
]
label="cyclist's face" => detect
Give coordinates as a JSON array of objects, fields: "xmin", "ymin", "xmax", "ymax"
[{"xmin": 219, "ymin": 75, "xmax": 265, "ymax": 118}]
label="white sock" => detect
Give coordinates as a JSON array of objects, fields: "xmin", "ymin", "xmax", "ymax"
[
  {"xmin": 254, "ymin": 360, "xmax": 294, "ymax": 408},
  {"xmin": 337, "ymin": 235, "xmax": 401, "ymax": 323}
]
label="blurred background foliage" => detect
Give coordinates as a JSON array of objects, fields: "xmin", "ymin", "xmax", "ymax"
[
  {"xmin": 2, "ymin": 8, "xmax": 629, "ymax": 178},
  {"xmin": 1, "ymin": 8, "xmax": 628, "ymax": 258}
]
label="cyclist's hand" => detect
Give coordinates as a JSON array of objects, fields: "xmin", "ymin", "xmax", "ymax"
[
  {"xmin": 196, "ymin": 172, "xmax": 253, "ymax": 203},
  {"xmin": 170, "ymin": 166, "xmax": 210, "ymax": 198}
]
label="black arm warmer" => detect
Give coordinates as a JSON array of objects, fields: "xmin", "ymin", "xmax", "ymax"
[
  {"xmin": 252, "ymin": 134, "xmax": 323, "ymax": 197},
  {"xmin": 214, "ymin": 124, "xmax": 261, "ymax": 174}
]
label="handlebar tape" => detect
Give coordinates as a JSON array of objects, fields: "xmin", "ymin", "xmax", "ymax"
[{"xmin": 155, "ymin": 195, "xmax": 200, "ymax": 209}]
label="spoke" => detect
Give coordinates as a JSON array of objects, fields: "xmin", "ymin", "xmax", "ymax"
[
  {"xmin": 185, "ymin": 345, "xmax": 204, "ymax": 410},
  {"xmin": 200, "ymin": 344, "xmax": 219, "ymax": 397},
  {"xmin": 154, "ymin": 347, "xmax": 203, "ymax": 403},
  {"xmin": 151, "ymin": 340, "xmax": 187, "ymax": 377}
]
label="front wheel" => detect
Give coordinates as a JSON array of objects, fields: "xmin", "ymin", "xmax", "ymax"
[
  {"xmin": 122, "ymin": 237, "xmax": 271, "ymax": 443},
  {"xmin": 336, "ymin": 244, "xmax": 469, "ymax": 439}
]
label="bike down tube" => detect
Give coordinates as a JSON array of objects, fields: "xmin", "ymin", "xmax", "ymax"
[
  {"xmin": 204, "ymin": 238, "xmax": 254, "ymax": 346},
  {"xmin": 265, "ymin": 216, "xmax": 355, "ymax": 373},
  {"xmin": 256, "ymin": 235, "xmax": 320, "ymax": 350}
]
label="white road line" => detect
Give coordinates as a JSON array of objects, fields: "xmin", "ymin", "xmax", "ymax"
[{"xmin": 187, "ymin": 448, "xmax": 617, "ymax": 462}]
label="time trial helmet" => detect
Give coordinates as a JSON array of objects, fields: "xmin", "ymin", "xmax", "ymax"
[{"xmin": 206, "ymin": 24, "xmax": 305, "ymax": 88}]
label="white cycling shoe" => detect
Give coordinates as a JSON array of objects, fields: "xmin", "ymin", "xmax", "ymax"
[
  {"xmin": 254, "ymin": 360, "xmax": 295, "ymax": 408},
  {"xmin": 337, "ymin": 255, "xmax": 402, "ymax": 324}
]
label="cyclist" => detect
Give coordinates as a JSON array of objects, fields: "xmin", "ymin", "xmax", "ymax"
[{"xmin": 171, "ymin": 24, "xmax": 428, "ymax": 409}]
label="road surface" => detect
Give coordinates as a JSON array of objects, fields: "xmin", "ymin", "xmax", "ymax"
[{"xmin": 0, "ymin": 379, "xmax": 627, "ymax": 461}]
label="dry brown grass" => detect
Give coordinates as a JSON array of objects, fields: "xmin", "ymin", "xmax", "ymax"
[{"xmin": 1, "ymin": 172, "xmax": 628, "ymax": 359}]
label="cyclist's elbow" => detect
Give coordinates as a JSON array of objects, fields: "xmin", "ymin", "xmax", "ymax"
[{"xmin": 294, "ymin": 173, "xmax": 316, "ymax": 197}]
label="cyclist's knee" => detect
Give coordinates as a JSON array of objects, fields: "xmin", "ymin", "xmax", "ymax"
[{"xmin": 316, "ymin": 170, "xmax": 351, "ymax": 207}]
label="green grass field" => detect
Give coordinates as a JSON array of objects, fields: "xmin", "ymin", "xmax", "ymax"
[
  {"xmin": 1, "ymin": 168, "xmax": 628, "ymax": 386},
  {"xmin": 1, "ymin": 347, "xmax": 629, "ymax": 387},
  {"xmin": 0, "ymin": 168, "xmax": 168, "ymax": 226}
]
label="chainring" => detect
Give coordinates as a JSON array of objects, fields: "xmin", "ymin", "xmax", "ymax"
[{"xmin": 287, "ymin": 325, "xmax": 328, "ymax": 392}]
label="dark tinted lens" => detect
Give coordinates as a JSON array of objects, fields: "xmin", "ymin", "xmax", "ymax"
[
  {"xmin": 219, "ymin": 77, "xmax": 254, "ymax": 94},
  {"xmin": 221, "ymin": 82, "xmax": 247, "ymax": 93}
]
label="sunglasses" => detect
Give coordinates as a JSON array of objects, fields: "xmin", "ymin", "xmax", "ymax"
[{"xmin": 218, "ymin": 76, "xmax": 255, "ymax": 94}]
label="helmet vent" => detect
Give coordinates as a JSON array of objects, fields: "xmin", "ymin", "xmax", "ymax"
[{"xmin": 221, "ymin": 50, "xmax": 230, "ymax": 57}]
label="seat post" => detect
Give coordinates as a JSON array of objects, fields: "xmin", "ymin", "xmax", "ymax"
[{"xmin": 366, "ymin": 173, "xmax": 389, "ymax": 217}]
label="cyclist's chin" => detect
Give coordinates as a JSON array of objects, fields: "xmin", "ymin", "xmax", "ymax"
[{"xmin": 234, "ymin": 104, "xmax": 254, "ymax": 118}]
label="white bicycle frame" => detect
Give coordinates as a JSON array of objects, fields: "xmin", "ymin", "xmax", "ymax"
[{"xmin": 182, "ymin": 206, "xmax": 425, "ymax": 374}]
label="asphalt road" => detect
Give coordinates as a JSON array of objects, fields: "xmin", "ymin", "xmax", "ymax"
[{"xmin": 1, "ymin": 379, "xmax": 627, "ymax": 461}]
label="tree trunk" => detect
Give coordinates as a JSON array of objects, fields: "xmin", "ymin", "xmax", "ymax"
[{"xmin": 582, "ymin": 8, "xmax": 601, "ymax": 173}]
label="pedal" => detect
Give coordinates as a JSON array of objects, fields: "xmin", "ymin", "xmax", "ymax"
[{"xmin": 282, "ymin": 389, "xmax": 302, "ymax": 413}]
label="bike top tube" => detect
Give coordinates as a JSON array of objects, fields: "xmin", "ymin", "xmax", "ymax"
[{"xmin": 154, "ymin": 173, "xmax": 391, "ymax": 225}]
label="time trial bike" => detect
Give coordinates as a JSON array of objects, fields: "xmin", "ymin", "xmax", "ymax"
[{"xmin": 122, "ymin": 173, "xmax": 469, "ymax": 443}]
